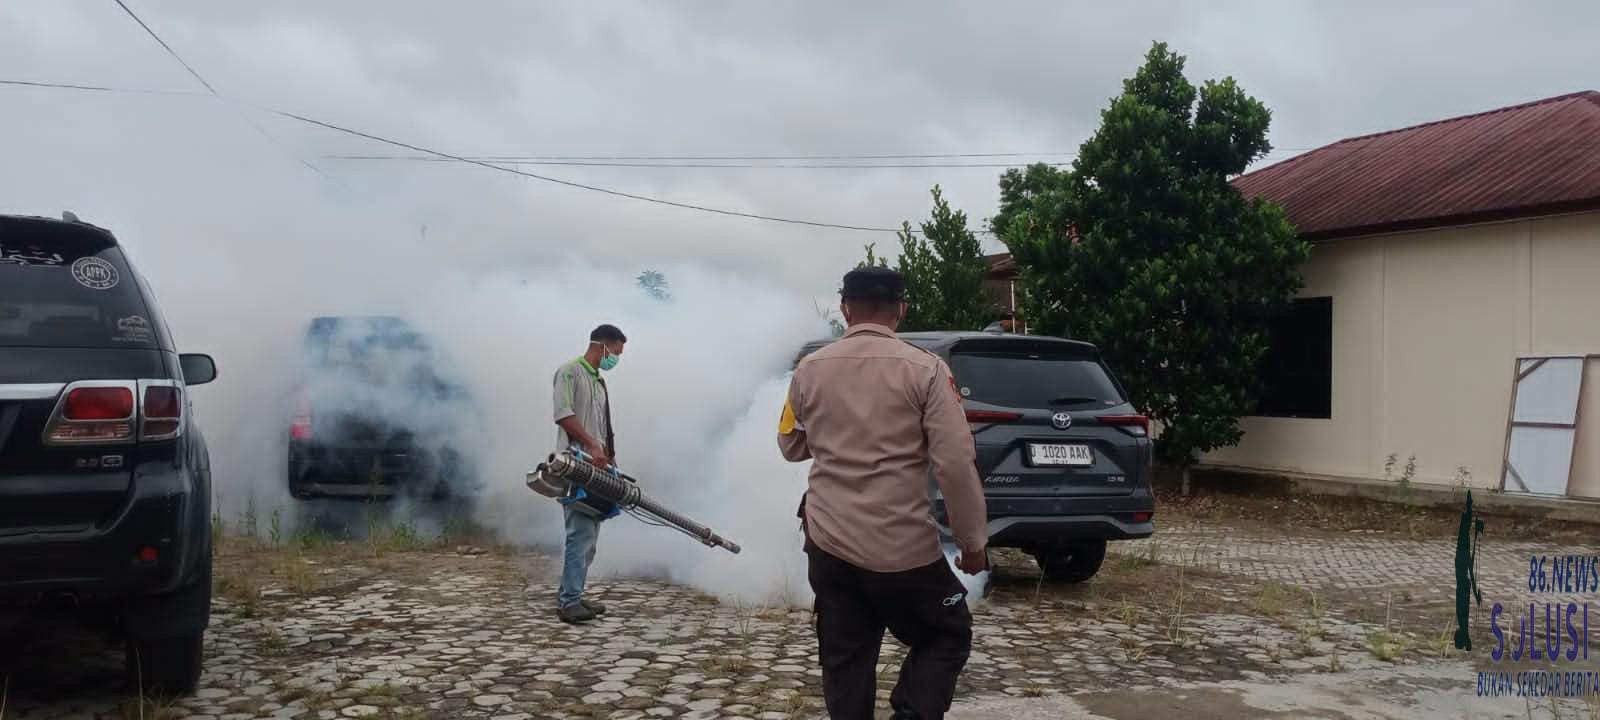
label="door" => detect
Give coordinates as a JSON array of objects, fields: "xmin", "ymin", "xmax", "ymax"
[{"xmin": 1501, "ymin": 356, "xmax": 1587, "ymax": 496}]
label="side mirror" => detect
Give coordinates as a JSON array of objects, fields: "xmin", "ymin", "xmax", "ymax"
[{"xmin": 180, "ymin": 354, "xmax": 218, "ymax": 386}]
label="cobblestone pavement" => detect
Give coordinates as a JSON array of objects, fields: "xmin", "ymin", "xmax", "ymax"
[
  {"xmin": 3, "ymin": 518, "xmax": 1597, "ymax": 720},
  {"xmin": 1118, "ymin": 521, "xmax": 1600, "ymax": 614}
]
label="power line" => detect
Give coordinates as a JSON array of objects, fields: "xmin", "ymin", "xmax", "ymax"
[
  {"xmin": 111, "ymin": 0, "xmax": 333, "ymax": 183},
  {"xmin": 322, "ymin": 155, "xmax": 1073, "ymax": 170},
  {"xmin": 112, "ymin": 0, "xmax": 218, "ymax": 95},
  {"xmin": 2, "ymin": 76, "xmax": 913, "ymax": 231},
  {"xmin": 329, "ymin": 151, "xmax": 1076, "ymax": 162},
  {"xmin": 255, "ymin": 105, "xmax": 912, "ymax": 232},
  {"xmin": 0, "ymin": 78, "xmax": 204, "ymax": 96}
]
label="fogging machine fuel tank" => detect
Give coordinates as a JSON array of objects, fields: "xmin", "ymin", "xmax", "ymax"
[{"xmin": 528, "ymin": 450, "xmax": 742, "ymax": 554}]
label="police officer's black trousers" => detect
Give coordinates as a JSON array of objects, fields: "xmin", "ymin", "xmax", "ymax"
[{"xmin": 806, "ymin": 539, "xmax": 973, "ymax": 720}]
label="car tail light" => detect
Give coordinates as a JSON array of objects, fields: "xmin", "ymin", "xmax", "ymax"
[
  {"xmin": 965, "ymin": 410, "xmax": 1023, "ymax": 424},
  {"xmin": 1101, "ymin": 414, "xmax": 1149, "ymax": 437},
  {"xmin": 141, "ymin": 383, "xmax": 183, "ymax": 440},
  {"xmin": 290, "ymin": 390, "xmax": 313, "ymax": 440},
  {"xmin": 46, "ymin": 382, "xmax": 135, "ymax": 444},
  {"xmin": 63, "ymin": 387, "xmax": 134, "ymax": 420},
  {"xmin": 1133, "ymin": 512, "xmax": 1152, "ymax": 523}
]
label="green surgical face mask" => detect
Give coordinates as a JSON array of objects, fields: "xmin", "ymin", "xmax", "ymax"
[{"xmin": 592, "ymin": 342, "xmax": 620, "ymax": 371}]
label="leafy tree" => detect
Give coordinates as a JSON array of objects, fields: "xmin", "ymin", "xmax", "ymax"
[
  {"xmin": 856, "ymin": 243, "xmax": 889, "ymax": 269},
  {"xmin": 853, "ymin": 186, "xmax": 991, "ymax": 331},
  {"xmin": 996, "ymin": 42, "xmax": 1309, "ymax": 481},
  {"xmin": 636, "ymin": 270, "xmax": 671, "ymax": 302}
]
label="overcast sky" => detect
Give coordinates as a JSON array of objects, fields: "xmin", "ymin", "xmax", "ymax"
[{"xmin": 3, "ymin": 0, "xmax": 1598, "ymax": 300}]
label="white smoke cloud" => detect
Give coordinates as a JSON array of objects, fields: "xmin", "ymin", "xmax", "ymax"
[{"xmin": 406, "ymin": 262, "xmax": 826, "ymax": 606}]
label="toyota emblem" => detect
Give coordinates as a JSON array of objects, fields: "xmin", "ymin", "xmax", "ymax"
[{"xmin": 1051, "ymin": 412, "xmax": 1073, "ymax": 430}]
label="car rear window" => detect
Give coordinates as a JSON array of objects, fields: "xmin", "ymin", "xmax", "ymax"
[
  {"xmin": 0, "ymin": 241, "xmax": 157, "ymax": 350},
  {"xmin": 949, "ymin": 349, "xmax": 1124, "ymax": 409}
]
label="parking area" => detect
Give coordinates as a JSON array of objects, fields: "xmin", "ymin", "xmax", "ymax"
[{"xmin": 3, "ymin": 507, "xmax": 1597, "ymax": 720}]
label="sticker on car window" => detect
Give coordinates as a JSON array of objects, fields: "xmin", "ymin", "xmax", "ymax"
[
  {"xmin": 959, "ymin": 386, "xmax": 971, "ymax": 397},
  {"xmin": 114, "ymin": 315, "xmax": 154, "ymax": 343},
  {"xmin": 70, "ymin": 257, "xmax": 119, "ymax": 290},
  {"xmin": 0, "ymin": 244, "xmax": 67, "ymax": 266}
]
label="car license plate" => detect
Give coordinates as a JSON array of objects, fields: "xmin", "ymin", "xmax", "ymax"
[{"xmin": 1029, "ymin": 443, "xmax": 1093, "ymax": 467}]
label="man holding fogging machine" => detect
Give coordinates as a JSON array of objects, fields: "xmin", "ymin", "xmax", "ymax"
[
  {"xmin": 778, "ymin": 267, "xmax": 988, "ymax": 720},
  {"xmin": 551, "ymin": 324, "xmax": 627, "ymax": 625}
]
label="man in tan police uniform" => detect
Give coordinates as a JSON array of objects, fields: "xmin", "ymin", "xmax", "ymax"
[{"xmin": 778, "ymin": 267, "xmax": 988, "ymax": 720}]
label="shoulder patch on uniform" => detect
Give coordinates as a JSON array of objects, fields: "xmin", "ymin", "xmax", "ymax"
[{"xmin": 778, "ymin": 397, "xmax": 801, "ymax": 435}]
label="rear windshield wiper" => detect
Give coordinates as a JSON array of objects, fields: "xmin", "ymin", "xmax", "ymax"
[{"xmin": 1048, "ymin": 395, "xmax": 1102, "ymax": 406}]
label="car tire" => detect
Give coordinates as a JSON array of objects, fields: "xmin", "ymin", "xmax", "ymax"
[
  {"xmin": 124, "ymin": 554, "xmax": 211, "ymax": 696},
  {"xmin": 126, "ymin": 633, "xmax": 205, "ymax": 696},
  {"xmin": 1036, "ymin": 540, "xmax": 1107, "ymax": 583}
]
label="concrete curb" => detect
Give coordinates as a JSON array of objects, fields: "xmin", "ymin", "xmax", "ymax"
[{"xmin": 1178, "ymin": 464, "xmax": 1600, "ymax": 526}]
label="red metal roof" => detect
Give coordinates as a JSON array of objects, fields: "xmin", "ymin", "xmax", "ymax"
[
  {"xmin": 984, "ymin": 252, "xmax": 1016, "ymax": 277},
  {"xmin": 1233, "ymin": 91, "xmax": 1600, "ymax": 239}
]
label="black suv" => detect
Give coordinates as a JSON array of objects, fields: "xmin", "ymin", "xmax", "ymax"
[
  {"xmin": 796, "ymin": 331, "xmax": 1154, "ymax": 582},
  {"xmin": 0, "ymin": 214, "xmax": 217, "ymax": 693},
  {"xmin": 287, "ymin": 315, "xmax": 478, "ymax": 502}
]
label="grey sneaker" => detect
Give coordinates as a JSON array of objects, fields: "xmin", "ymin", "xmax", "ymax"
[
  {"xmin": 581, "ymin": 599, "xmax": 607, "ymax": 616},
  {"xmin": 557, "ymin": 603, "xmax": 597, "ymax": 624}
]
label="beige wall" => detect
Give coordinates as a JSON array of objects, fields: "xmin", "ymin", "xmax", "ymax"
[{"xmin": 1206, "ymin": 211, "xmax": 1600, "ymax": 495}]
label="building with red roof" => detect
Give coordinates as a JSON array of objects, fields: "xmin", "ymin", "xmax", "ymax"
[{"xmin": 989, "ymin": 91, "xmax": 1600, "ymax": 499}]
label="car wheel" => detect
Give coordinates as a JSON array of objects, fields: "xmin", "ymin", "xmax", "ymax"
[
  {"xmin": 126, "ymin": 632, "xmax": 205, "ymax": 695},
  {"xmin": 125, "ymin": 555, "xmax": 211, "ymax": 696},
  {"xmin": 1036, "ymin": 540, "xmax": 1107, "ymax": 583}
]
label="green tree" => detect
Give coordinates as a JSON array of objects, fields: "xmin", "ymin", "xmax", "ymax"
[
  {"xmin": 854, "ymin": 186, "xmax": 991, "ymax": 331},
  {"xmin": 856, "ymin": 242, "xmax": 889, "ymax": 269},
  {"xmin": 636, "ymin": 270, "xmax": 671, "ymax": 302},
  {"xmin": 996, "ymin": 42, "xmax": 1309, "ymax": 481}
]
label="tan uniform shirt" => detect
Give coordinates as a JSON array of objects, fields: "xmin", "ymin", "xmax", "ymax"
[{"xmin": 778, "ymin": 323, "xmax": 987, "ymax": 573}]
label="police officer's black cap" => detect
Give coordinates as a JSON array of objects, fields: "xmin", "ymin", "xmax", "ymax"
[{"xmin": 839, "ymin": 267, "xmax": 906, "ymax": 302}]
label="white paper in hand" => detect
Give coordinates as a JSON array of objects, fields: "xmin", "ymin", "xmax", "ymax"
[{"xmin": 941, "ymin": 540, "xmax": 990, "ymax": 611}]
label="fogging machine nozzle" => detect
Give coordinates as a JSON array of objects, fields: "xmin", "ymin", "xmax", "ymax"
[{"xmin": 527, "ymin": 450, "xmax": 742, "ymax": 554}]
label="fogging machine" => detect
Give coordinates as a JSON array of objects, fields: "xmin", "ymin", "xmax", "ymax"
[{"xmin": 528, "ymin": 449, "xmax": 742, "ymax": 554}]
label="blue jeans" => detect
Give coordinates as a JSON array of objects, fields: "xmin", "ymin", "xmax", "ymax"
[{"xmin": 558, "ymin": 505, "xmax": 602, "ymax": 610}]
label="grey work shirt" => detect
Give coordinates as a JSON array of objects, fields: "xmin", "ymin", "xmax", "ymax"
[{"xmin": 553, "ymin": 356, "xmax": 612, "ymax": 457}]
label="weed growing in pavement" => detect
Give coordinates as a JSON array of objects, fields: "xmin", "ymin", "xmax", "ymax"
[
  {"xmin": 294, "ymin": 527, "xmax": 334, "ymax": 553},
  {"xmin": 210, "ymin": 499, "xmax": 224, "ymax": 552},
  {"xmin": 240, "ymin": 494, "xmax": 260, "ymax": 542},
  {"xmin": 1164, "ymin": 565, "xmax": 1191, "ymax": 648},
  {"xmin": 215, "ymin": 568, "xmax": 262, "ymax": 618},
  {"xmin": 1433, "ymin": 618, "xmax": 1456, "ymax": 659},
  {"xmin": 1365, "ymin": 629, "xmax": 1411, "ymax": 662},
  {"xmin": 268, "ymin": 509, "xmax": 283, "ymax": 548},
  {"xmin": 258, "ymin": 626, "xmax": 289, "ymax": 655},
  {"xmin": 1249, "ymin": 582, "xmax": 1314, "ymax": 621},
  {"xmin": 118, "ymin": 694, "xmax": 181, "ymax": 720},
  {"xmin": 1117, "ymin": 598, "xmax": 1140, "ymax": 627},
  {"xmin": 281, "ymin": 555, "xmax": 317, "ymax": 595},
  {"xmin": 768, "ymin": 689, "xmax": 810, "ymax": 719},
  {"xmin": 1115, "ymin": 542, "xmax": 1162, "ymax": 572}
]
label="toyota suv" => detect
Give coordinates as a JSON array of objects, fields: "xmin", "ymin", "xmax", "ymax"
[
  {"xmin": 795, "ymin": 330, "xmax": 1154, "ymax": 582},
  {"xmin": 1, "ymin": 213, "xmax": 217, "ymax": 693}
]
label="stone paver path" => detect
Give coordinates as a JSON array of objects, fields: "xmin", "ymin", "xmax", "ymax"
[
  {"xmin": 4, "ymin": 518, "xmax": 1596, "ymax": 719},
  {"xmin": 1119, "ymin": 522, "xmax": 1600, "ymax": 615}
]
